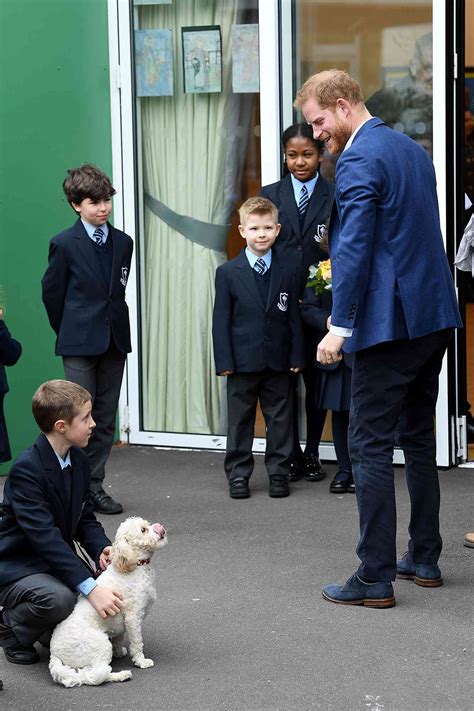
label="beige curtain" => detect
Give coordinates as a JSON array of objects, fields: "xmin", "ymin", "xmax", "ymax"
[{"xmin": 138, "ymin": 1, "xmax": 253, "ymax": 433}]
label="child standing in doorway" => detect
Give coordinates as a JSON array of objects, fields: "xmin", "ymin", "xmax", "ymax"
[
  {"xmin": 212, "ymin": 196, "xmax": 305, "ymax": 499},
  {"xmin": 260, "ymin": 124, "xmax": 334, "ymax": 484}
]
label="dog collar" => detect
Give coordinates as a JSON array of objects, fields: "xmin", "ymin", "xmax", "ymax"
[{"xmin": 137, "ymin": 558, "xmax": 151, "ymax": 566}]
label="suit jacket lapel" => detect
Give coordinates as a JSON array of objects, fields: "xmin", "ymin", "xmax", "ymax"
[
  {"xmin": 266, "ymin": 257, "xmax": 284, "ymax": 312},
  {"xmin": 236, "ymin": 251, "xmax": 266, "ymax": 311},
  {"xmin": 72, "ymin": 219, "xmax": 109, "ymax": 292},
  {"xmin": 302, "ymin": 175, "xmax": 329, "ymax": 235},
  {"xmin": 69, "ymin": 448, "xmax": 84, "ymax": 534},
  {"xmin": 36, "ymin": 434, "xmax": 69, "ymax": 512},
  {"xmin": 279, "ymin": 175, "xmax": 301, "ymax": 240},
  {"xmin": 109, "ymin": 225, "xmax": 123, "ymax": 296}
]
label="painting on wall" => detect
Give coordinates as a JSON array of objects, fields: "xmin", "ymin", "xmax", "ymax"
[
  {"xmin": 232, "ymin": 24, "xmax": 259, "ymax": 93},
  {"xmin": 135, "ymin": 29, "xmax": 173, "ymax": 97},
  {"xmin": 182, "ymin": 26, "xmax": 222, "ymax": 94}
]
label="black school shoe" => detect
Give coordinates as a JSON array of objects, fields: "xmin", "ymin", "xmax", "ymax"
[
  {"xmin": 304, "ymin": 453, "xmax": 326, "ymax": 481},
  {"xmin": 269, "ymin": 477, "xmax": 290, "ymax": 498},
  {"xmin": 0, "ymin": 611, "xmax": 39, "ymax": 665},
  {"xmin": 289, "ymin": 459, "xmax": 305, "ymax": 482},
  {"xmin": 329, "ymin": 470, "xmax": 352, "ymax": 494},
  {"xmin": 90, "ymin": 489, "xmax": 123, "ymax": 515},
  {"xmin": 229, "ymin": 478, "xmax": 250, "ymax": 499}
]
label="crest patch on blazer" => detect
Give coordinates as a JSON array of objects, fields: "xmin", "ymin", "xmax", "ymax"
[
  {"xmin": 277, "ymin": 292, "xmax": 288, "ymax": 312},
  {"xmin": 314, "ymin": 224, "xmax": 327, "ymax": 242},
  {"xmin": 120, "ymin": 268, "xmax": 129, "ymax": 287}
]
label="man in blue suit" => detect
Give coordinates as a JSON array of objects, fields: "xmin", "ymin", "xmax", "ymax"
[{"xmin": 295, "ymin": 70, "xmax": 462, "ymax": 608}]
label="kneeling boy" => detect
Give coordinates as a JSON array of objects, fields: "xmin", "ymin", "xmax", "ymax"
[
  {"xmin": 0, "ymin": 380, "xmax": 122, "ymax": 665},
  {"xmin": 212, "ymin": 197, "xmax": 305, "ymax": 499}
]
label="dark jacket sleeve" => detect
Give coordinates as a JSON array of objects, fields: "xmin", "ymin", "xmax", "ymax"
[
  {"xmin": 4, "ymin": 463, "xmax": 95, "ymax": 588},
  {"xmin": 289, "ymin": 269, "xmax": 306, "ymax": 369},
  {"xmin": 301, "ymin": 285, "xmax": 332, "ymax": 334},
  {"xmin": 0, "ymin": 321, "xmax": 22, "ymax": 366},
  {"xmin": 41, "ymin": 237, "xmax": 69, "ymax": 334},
  {"xmin": 212, "ymin": 266, "xmax": 235, "ymax": 374}
]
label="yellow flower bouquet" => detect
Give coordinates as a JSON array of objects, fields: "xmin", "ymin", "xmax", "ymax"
[{"xmin": 306, "ymin": 259, "xmax": 332, "ymax": 296}]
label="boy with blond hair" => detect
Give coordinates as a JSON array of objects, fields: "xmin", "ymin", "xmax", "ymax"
[
  {"xmin": 0, "ymin": 380, "xmax": 122, "ymax": 665},
  {"xmin": 212, "ymin": 197, "xmax": 305, "ymax": 499}
]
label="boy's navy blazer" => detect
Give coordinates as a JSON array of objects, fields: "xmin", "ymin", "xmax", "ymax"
[
  {"xmin": 42, "ymin": 219, "xmax": 133, "ymax": 356},
  {"xmin": 0, "ymin": 433, "xmax": 111, "ymax": 589},
  {"xmin": 260, "ymin": 173, "xmax": 334, "ymax": 294},
  {"xmin": 329, "ymin": 117, "xmax": 462, "ymax": 353},
  {"xmin": 212, "ymin": 250, "xmax": 305, "ymax": 374}
]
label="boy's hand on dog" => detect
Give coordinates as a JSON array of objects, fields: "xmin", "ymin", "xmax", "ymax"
[
  {"xmin": 99, "ymin": 545, "xmax": 113, "ymax": 571},
  {"xmin": 87, "ymin": 586, "xmax": 123, "ymax": 619}
]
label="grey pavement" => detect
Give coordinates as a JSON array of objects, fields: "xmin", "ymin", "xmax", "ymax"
[{"xmin": 0, "ymin": 445, "xmax": 473, "ymax": 710}]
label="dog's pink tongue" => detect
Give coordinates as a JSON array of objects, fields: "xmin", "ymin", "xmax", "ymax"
[{"xmin": 153, "ymin": 523, "xmax": 166, "ymax": 538}]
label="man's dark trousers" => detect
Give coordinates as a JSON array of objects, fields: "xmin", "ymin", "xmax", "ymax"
[
  {"xmin": 349, "ymin": 328, "xmax": 453, "ymax": 582},
  {"xmin": 63, "ymin": 342, "xmax": 126, "ymax": 494}
]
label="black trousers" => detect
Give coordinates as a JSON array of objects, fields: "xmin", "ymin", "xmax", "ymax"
[
  {"xmin": 225, "ymin": 370, "xmax": 293, "ymax": 481},
  {"xmin": 0, "ymin": 574, "xmax": 77, "ymax": 646},
  {"xmin": 63, "ymin": 342, "xmax": 126, "ymax": 494},
  {"xmin": 349, "ymin": 329, "xmax": 453, "ymax": 581},
  {"xmin": 291, "ymin": 368, "xmax": 327, "ymax": 461}
]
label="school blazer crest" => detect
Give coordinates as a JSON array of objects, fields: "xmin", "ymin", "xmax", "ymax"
[
  {"xmin": 212, "ymin": 251, "xmax": 305, "ymax": 374},
  {"xmin": 41, "ymin": 220, "xmax": 134, "ymax": 356}
]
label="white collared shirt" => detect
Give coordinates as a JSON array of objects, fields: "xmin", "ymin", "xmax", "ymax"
[
  {"xmin": 245, "ymin": 247, "xmax": 272, "ymax": 271},
  {"xmin": 290, "ymin": 173, "xmax": 319, "ymax": 204},
  {"xmin": 81, "ymin": 219, "xmax": 109, "ymax": 244}
]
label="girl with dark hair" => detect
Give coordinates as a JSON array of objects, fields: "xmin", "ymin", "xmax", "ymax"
[{"xmin": 260, "ymin": 124, "xmax": 334, "ymax": 483}]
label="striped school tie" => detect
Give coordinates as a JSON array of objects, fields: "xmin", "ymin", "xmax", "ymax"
[
  {"xmin": 93, "ymin": 227, "xmax": 105, "ymax": 245},
  {"xmin": 298, "ymin": 185, "xmax": 309, "ymax": 216},
  {"xmin": 254, "ymin": 257, "xmax": 267, "ymax": 275}
]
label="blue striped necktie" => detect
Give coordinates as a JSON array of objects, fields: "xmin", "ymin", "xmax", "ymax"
[
  {"xmin": 93, "ymin": 227, "xmax": 105, "ymax": 245},
  {"xmin": 254, "ymin": 257, "xmax": 267, "ymax": 275},
  {"xmin": 298, "ymin": 185, "xmax": 309, "ymax": 216}
]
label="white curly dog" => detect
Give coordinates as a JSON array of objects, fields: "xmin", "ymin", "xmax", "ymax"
[{"xmin": 49, "ymin": 516, "xmax": 167, "ymax": 687}]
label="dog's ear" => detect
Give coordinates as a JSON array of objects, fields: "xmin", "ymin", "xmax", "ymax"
[{"xmin": 111, "ymin": 537, "xmax": 136, "ymax": 573}]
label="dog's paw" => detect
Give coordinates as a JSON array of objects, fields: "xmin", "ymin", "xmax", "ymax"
[
  {"xmin": 113, "ymin": 646, "xmax": 128, "ymax": 658},
  {"xmin": 133, "ymin": 657, "xmax": 154, "ymax": 669}
]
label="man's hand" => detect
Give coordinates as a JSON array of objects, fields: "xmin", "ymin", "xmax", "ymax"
[
  {"xmin": 317, "ymin": 332, "xmax": 344, "ymax": 365},
  {"xmin": 99, "ymin": 546, "xmax": 113, "ymax": 571},
  {"xmin": 87, "ymin": 586, "xmax": 123, "ymax": 619},
  {"xmin": 218, "ymin": 370, "xmax": 234, "ymax": 376},
  {"xmin": 0, "ymin": 308, "xmax": 4, "ymax": 320},
  {"xmin": 290, "ymin": 367, "xmax": 302, "ymax": 373}
]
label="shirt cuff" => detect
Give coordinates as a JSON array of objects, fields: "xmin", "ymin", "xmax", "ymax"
[
  {"xmin": 76, "ymin": 577, "xmax": 98, "ymax": 597},
  {"xmin": 330, "ymin": 325, "xmax": 353, "ymax": 337}
]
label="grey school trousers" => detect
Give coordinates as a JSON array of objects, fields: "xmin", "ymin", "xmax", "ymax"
[
  {"xmin": 0, "ymin": 574, "xmax": 77, "ymax": 646},
  {"xmin": 63, "ymin": 344, "xmax": 126, "ymax": 495}
]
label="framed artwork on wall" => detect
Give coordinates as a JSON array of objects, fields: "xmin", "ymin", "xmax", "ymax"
[
  {"xmin": 135, "ymin": 29, "xmax": 173, "ymax": 96},
  {"xmin": 232, "ymin": 24, "xmax": 259, "ymax": 93},
  {"xmin": 182, "ymin": 26, "xmax": 222, "ymax": 94}
]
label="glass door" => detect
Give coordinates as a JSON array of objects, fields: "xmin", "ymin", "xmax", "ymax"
[
  {"xmin": 279, "ymin": 0, "xmax": 455, "ymax": 466},
  {"xmin": 109, "ymin": 0, "xmax": 281, "ymax": 450}
]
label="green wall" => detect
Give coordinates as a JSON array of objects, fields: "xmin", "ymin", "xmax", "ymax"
[{"xmin": 0, "ymin": 0, "xmax": 113, "ymax": 473}]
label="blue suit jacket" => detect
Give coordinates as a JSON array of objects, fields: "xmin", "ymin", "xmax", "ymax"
[
  {"xmin": 41, "ymin": 220, "xmax": 133, "ymax": 356},
  {"xmin": 0, "ymin": 434, "xmax": 111, "ymax": 588},
  {"xmin": 329, "ymin": 118, "xmax": 462, "ymax": 352},
  {"xmin": 212, "ymin": 250, "xmax": 305, "ymax": 374},
  {"xmin": 260, "ymin": 173, "xmax": 334, "ymax": 295}
]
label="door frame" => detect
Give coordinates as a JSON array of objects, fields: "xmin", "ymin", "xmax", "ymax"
[{"xmin": 108, "ymin": 0, "xmax": 457, "ymax": 466}]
